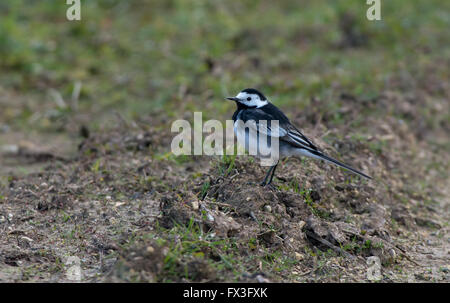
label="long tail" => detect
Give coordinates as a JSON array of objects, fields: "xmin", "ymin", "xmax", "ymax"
[{"xmin": 310, "ymin": 150, "xmax": 372, "ymax": 180}]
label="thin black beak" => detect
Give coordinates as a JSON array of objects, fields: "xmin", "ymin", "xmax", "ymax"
[{"xmin": 226, "ymin": 97, "xmax": 240, "ymax": 102}]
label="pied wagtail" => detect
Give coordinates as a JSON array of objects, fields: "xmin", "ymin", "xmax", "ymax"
[{"xmin": 227, "ymin": 88, "xmax": 372, "ymax": 186}]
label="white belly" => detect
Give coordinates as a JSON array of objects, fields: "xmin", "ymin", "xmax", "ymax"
[{"xmin": 234, "ymin": 120, "xmax": 279, "ymax": 166}]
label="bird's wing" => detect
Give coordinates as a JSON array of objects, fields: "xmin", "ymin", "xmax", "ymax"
[
  {"xmin": 256, "ymin": 103, "xmax": 319, "ymax": 152},
  {"xmin": 240, "ymin": 108, "xmax": 319, "ymax": 152},
  {"xmin": 239, "ymin": 109, "xmax": 288, "ymax": 138},
  {"xmin": 240, "ymin": 106, "xmax": 371, "ymax": 180},
  {"xmin": 282, "ymin": 123, "xmax": 319, "ymax": 152}
]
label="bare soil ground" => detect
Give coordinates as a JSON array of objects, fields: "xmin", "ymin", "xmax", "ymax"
[{"xmin": 1, "ymin": 87, "xmax": 448, "ymax": 282}]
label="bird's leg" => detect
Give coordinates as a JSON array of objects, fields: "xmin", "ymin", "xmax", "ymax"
[
  {"xmin": 260, "ymin": 163, "xmax": 279, "ymax": 186},
  {"xmin": 267, "ymin": 163, "xmax": 278, "ymax": 185},
  {"xmin": 260, "ymin": 165, "xmax": 275, "ymax": 186}
]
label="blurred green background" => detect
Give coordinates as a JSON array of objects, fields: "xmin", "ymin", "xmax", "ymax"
[{"xmin": 0, "ymin": 0, "xmax": 448, "ymax": 137}]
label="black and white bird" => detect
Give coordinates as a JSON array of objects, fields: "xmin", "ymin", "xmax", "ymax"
[{"xmin": 227, "ymin": 88, "xmax": 371, "ymax": 186}]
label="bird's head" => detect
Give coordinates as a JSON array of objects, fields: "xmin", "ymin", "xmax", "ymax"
[{"xmin": 226, "ymin": 88, "xmax": 268, "ymax": 108}]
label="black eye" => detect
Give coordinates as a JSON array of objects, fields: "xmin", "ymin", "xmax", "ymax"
[{"xmin": 247, "ymin": 97, "xmax": 251, "ymax": 101}]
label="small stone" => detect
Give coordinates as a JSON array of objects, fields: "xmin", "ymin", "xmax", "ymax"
[
  {"xmin": 255, "ymin": 275, "xmax": 270, "ymax": 283},
  {"xmin": 295, "ymin": 252, "xmax": 304, "ymax": 261},
  {"xmin": 146, "ymin": 246, "xmax": 155, "ymax": 253},
  {"xmin": 191, "ymin": 201, "xmax": 199, "ymax": 210},
  {"xmin": 258, "ymin": 231, "xmax": 276, "ymax": 244},
  {"xmin": 40, "ymin": 182, "xmax": 48, "ymax": 188},
  {"xmin": 298, "ymin": 221, "xmax": 306, "ymax": 229},
  {"xmin": 263, "ymin": 205, "xmax": 272, "ymax": 213},
  {"xmin": 114, "ymin": 202, "xmax": 126, "ymax": 208},
  {"xmin": 246, "ymin": 197, "xmax": 251, "ymax": 201},
  {"xmin": 20, "ymin": 236, "xmax": 34, "ymax": 243},
  {"xmin": 388, "ymin": 248, "xmax": 396, "ymax": 260},
  {"xmin": 206, "ymin": 213, "xmax": 214, "ymax": 222}
]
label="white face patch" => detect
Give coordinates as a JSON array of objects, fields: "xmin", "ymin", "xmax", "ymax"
[{"xmin": 236, "ymin": 92, "xmax": 268, "ymax": 108}]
